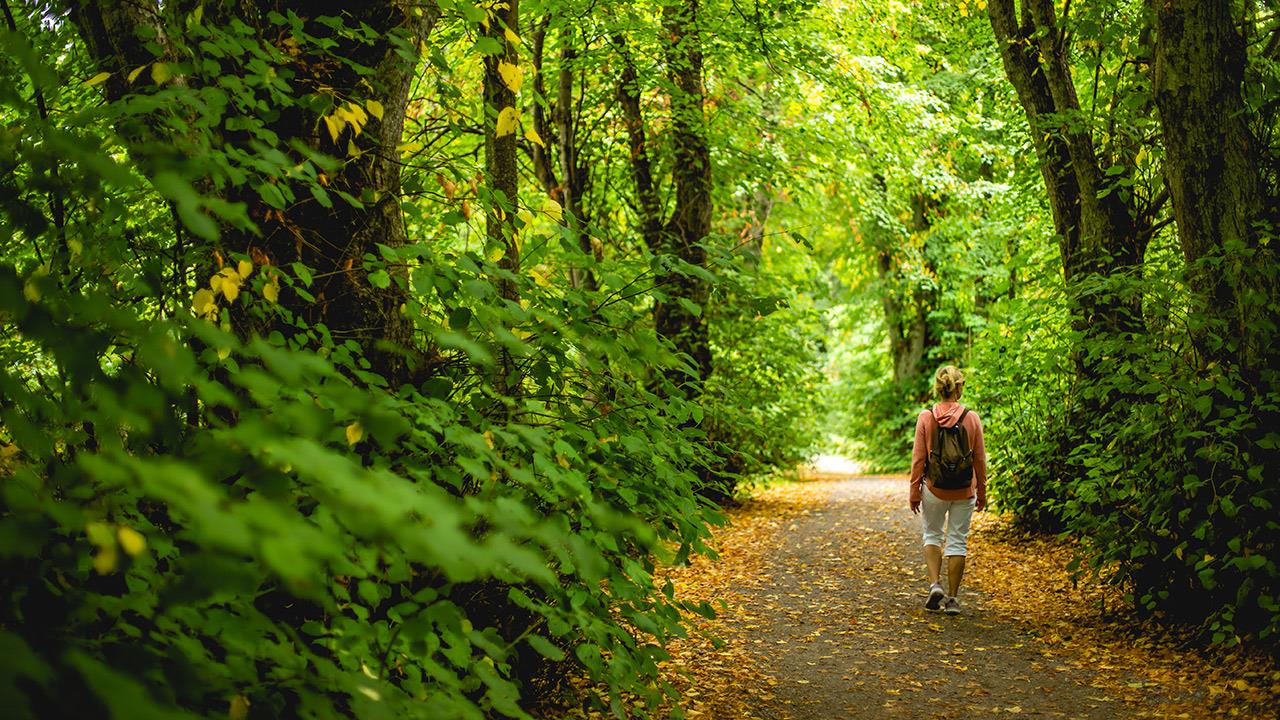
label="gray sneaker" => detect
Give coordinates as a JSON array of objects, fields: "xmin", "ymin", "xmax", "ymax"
[
  {"xmin": 943, "ymin": 596, "xmax": 961, "ymax": 615},
  {"xmin": 925, "ymin": 583, "xmax": 945, "ymax": 611}
]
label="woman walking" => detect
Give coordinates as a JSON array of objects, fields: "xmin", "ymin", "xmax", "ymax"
[{"xmin": 909, "ymin": 365, "xmax": 987, "ymax": 615}]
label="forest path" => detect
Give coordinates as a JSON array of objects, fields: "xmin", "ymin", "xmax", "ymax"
[{"xmin": 660, "ymin": 470, "xmax": 1194, "ymax": 719}]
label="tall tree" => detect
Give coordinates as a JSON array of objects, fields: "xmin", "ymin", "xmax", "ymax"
[
  {"xmin": 987, "ymin": 0, "xmax": 1159, "ymax": 378},
  {"xmin": 530, "ymin": 19, "xmax": 596, "ymax": 290},
  {"xmin": 1150, "ymin": 0, "xmax": 1276, "ymax": 370},
  {"xmin": 482, "ymin": 0, "xmax": 522, "ymax": 397},
  {"xmin": 68, "ymin": 0, "xmax": 438, "ymax": 387}
]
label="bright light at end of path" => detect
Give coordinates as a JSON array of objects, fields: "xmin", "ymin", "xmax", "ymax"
[{"xmin": 807, "ymin": 454, "xmax": 863, "ymax": 476}]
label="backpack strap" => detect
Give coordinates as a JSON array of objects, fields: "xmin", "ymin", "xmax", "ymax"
[{"xmin": 956, "ymin": 408, "xmax": 970, "ymax": 426}]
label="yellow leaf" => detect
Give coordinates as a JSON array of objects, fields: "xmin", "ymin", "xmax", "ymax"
[
  {"xmin": 483, "ymin": 431, "xmax": 495, "ymax": 449},
  {"xmin": 217, "ymin": 346, "xmax": 231, "ymax": 360},
  {"xmin": 517, "ymin": 208, "xmax": 535, "ymax": 227},
  {"xmin": 346, "ymin": 422, "xmax": 364, "ymax": 446},
  {"xmin": 229, "ymin": 695, "xmax": 251, "ymax": 720},
  {"xmin": 222, "ymin": 280, "xmax": 240, "ymax": 302},
  {"xmin": 263, "ymin": 280, "xmax": 279, "ymax": 303},
  {"xmin": 366, "ymin": 99, "xmax": 385, "ymax": 121},
  {"xmin": 127, "ymin": 65, "xmax": 147, "ymax": 83},
  {"xmin": 237, "ymin": 259, "xmax": 253, "ymax": 279},
  {"xmin": 117, "ymin": 526, "xmax": 146, "ymax": 556},
  {"xmin": 93, "ymin": 546, "xmax": 118, "ymax": 575},
  {"xmin": 397, "ymin": 140, "xmax": 424, "ymax": 154},
  {"xmin": 151, "ymin": 62, "xmax": 172, "ymax": 84},
  {"xmin": 83, "ymin": 72, "xmax": 111, "ymax": 88},
  {"xmin": 543, "ymin": 199, "xmax": 563, "ymax": 222},
  {"xmin": 504, "ymin": 28, "xmax": 521, "ymax": 46},
  {"xmin": 323, "ymin": 114, "xmax": 342, "ymax": 143},
  {"xmin": 486, "ymin": 244, "xmax": 506, "ymax": 263},
  {"xmin": 193, "ymin": 288, "xmax": 217, "ymax": 316},
  {"xmin": 524, "ymin": 127, "xmax": 545, "ymax": 147},
  {"xmin": 498, "ymin": 61, "xmax": 523, "ymax": 93},
  {"xmin": 337, "ymin": 103, "xmax": 367, "ymax": 133},
  {"xmin": 495, "ymin": 106, "xmax": 519, "ymax": 138}
]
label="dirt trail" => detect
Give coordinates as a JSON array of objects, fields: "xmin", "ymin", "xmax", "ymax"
[{"xmin": 708, "ymin": 474, "xmax": 1174, "ymax": 719}]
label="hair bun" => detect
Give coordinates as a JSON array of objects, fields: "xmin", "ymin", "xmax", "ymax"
[{"xmin": 933, "ymin": 365, "xmax": 965, "ymax": 400}]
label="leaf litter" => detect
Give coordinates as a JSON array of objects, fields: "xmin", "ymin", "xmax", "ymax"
[{"xmin": 544, "ymin": 472, "xmax": 1278, "ymax": 719}]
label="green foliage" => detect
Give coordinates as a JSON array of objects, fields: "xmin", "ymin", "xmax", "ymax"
[
  {"xmin": 816, "ymin": 0, "xmax": 1280, "ymax": 646},
  {"xmin": 0, "ymin": 256, "xmax": 724, "ymax": 718},
  {"xmin": 0, "ymin": 0, "xmax": 840, "ymax": 716},
  {"xmin": 4, "ymin": 5, "xmax": 1279, "ymax": 720},
  {"xmin": 704, "ymin": 251, "xmax": 829, "ymax": 489}
]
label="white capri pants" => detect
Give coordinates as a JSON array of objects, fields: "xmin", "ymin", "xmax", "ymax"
[{"xmin": 921, "ymin": 489, "xmax": 976, "ymax": 557}]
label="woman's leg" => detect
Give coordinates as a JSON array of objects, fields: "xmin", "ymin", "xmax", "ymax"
[
  {"xmin": 946, "ymin": 555, "xmax": 965, "ymax": 597},
  {"xmin": 943, "ymin": 498, "xmax": 977, "ymax": 596},
  {"xmin": 925, "ymin": 544, "xmax": 943, "ymax": 585},
  {"xmin": 921, "ymin": 490, "xmax": 947, "ymax": 585}
]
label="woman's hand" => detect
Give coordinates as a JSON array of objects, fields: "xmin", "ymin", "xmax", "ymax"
[
  {"xmin": 975, "ymin": 494, "xmax": 986, "ymax": 512},
  {"xmin": 910, "ymin": 498, "xmax": 921, "ymax": 514}
]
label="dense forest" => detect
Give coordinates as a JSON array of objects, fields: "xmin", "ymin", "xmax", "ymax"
[{"xmin": 0, "ymin": 0, "xmax": 1276, "ymax": 717}]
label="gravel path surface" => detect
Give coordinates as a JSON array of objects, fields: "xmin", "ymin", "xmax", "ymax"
[{"xmin": 726, "ymin": 475, "xmax": 1145, "ymax": 719}]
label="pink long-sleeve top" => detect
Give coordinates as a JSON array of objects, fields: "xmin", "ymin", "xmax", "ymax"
[{"xmin": 909, "ymin": 402, "xmax": 987, "ymax": 504}]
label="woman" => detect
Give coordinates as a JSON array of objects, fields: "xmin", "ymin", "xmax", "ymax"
[{"xmin": 909, "ymin": 365, "xmax": 987, "ymax": 615}]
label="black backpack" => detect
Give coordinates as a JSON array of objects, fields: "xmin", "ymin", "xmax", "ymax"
[{"xmin": 926, "ymin": 407, "xmax": 974, "ymax": 490}]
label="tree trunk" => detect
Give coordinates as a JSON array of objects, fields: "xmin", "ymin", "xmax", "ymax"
[
  {"xmin": 531, "ymin": 20, "xmax": 596, "ymax": 290},
  {"xmin": 867, "ymin": 176, "xmax": 936, "ymax": 386},
  {"xmin": 1151, "ymin": 0, "xmax": 1275, "ymax": 370},
  {"xmin": 739, "ymin": 184, "xmax": 775, "ymax": 270},
  {"xmin": 658, "ymin": 0, "xmax": 713, "ymax": 387},
  {"xmin": 988, "ymin": 0, "xmax": 1149, "ymax": 382},
  {"xmin": 69, "ymin": 1, "xmax": 438, "ymax": 388},
  {"xmin": 483, "ymin": 0, "xmax": 521, "ymax": 396},
  {"xmin": 614, "ymin": 13, "xmax": 713, "ymax": 389},
  {"xmin": 554, "ymin": 30, "xmax": 596, "ymax": 290},
  {"xmin": 614, "ymin": 34, "xmax": 664, "ymax": 255},
  {"xmin": 484, "ymin": 0, "xmax": 521, "ymax": 301}
]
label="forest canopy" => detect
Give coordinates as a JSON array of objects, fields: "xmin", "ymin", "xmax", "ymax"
[{"xmin": 0, "ymin": 0, "xmax": 1277, "ymax": 718}]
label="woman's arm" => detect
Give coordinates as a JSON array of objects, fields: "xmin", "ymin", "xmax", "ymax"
[
  {"xmin": 909, "ymin": 412, "xmax": 928, "ymax": 512},
  {"xmin": 973, "ymin": 413, "xmax": 987, "ymax": 510}
]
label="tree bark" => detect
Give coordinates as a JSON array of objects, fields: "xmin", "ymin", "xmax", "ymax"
[
  {"xmin": 1151, "ymin": 0, "xmax": 1274, "ymax": 370},
  {"xmin": 988, "ymin": 0, "xmax": 1149, "ymax": 377},
  {"xmin": 657, "ymin": 0, "xmax": 713, "ymax": 386},
  {"xmin": 614, "ymin": 34, "xmax": 664, "ymax": 255},
  {"xmin": 553, "ymin": 28, "xmax": 596, "ymax": 290},
  {"xmin": 68, "ymin": 1, "xmax": 439, "ymax": 388},
  {"xmin": 870, "ymin": 181, "xmax": 936, "ymax": 386},
  {"xmin": 739, "ymin": 183, "xmax": 775, "ymax": 270},
  {"xmin": 484, "ymin": 0, "xmax": 521, "ymax": 302},
  {"xmin": 483, "ymin": 0, "xmax": 521, "ymax": 396}
]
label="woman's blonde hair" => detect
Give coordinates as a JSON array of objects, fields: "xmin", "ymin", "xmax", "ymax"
[{"xmin": 934, "ymin": 365, "xmax": 965, "ymax": 400}]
